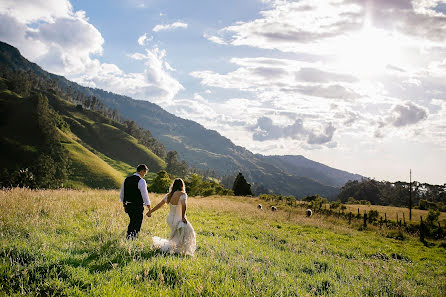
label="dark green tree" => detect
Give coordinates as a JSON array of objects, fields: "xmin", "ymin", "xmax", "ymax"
[
  {"xmin": 232, "ymin": 172, "xmax": 252, "ymax": 196},
  {"xmin": 33, "ymin": 94, "xmax": 69, "ymax": 188},
  {"xmin": 148, "ymin": 170, "xmax": 172, "ymax": 193},
  {"xmin": 166, "ymin": 151, "xmax": 187, "ymax": 176}
]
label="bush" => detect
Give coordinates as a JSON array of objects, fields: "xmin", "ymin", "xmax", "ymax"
[
  {"xmin": 426, "ymin": 209, "xmax": 440, "ymax": 226},
  {"xmin": 202, "ymin": 188, "xmax": 215, "ymax": 196},
  {"xmin": 148, "ymin": 170, "xmax": 172, "ymax": 193},
  {"xmin": 368, "ymin": 210, "xmax": 379, "ymax": 223},
  {"xmin": 346, "ymin": 197, "xmax": 358, "ymax": 204},
  {"xmin": 184, "ymin": 173, "xmax": 233, "ymax": 196},
  {"xmin": 303, "ymin": 195, "xmax": 317, "ymax": 202},
  {"xmin": 307, "ymin": 195, "xmax": 328, "ymax": 210},
  {"xmin": 419, "ymin": 199, "xmax": 446, "ymax": 212},
  {"xmin": 330, "ymin": 200, "xmax": 342, "ymax": 209}
]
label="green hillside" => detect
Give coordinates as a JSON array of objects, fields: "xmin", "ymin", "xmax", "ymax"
[
  {"xmin": 1, "ymin": 189, "xmax": 445, "ymax": 296},
  {"xmin": 59, "ymin": 131, "xmax": 123, "ymax": 189},
  {"xmin": 0, "ymin": 78, "xmax": 165, "ymax": 189},
  {"xmin": 47, "ymin": 93, "xmax": 166, "ymax": 173}
]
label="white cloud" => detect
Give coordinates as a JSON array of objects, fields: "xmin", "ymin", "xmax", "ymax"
[
  {"xmin": 210, "ymin": 0, "xmax": 446, "ymax": 53},
  {"xmin": 0, "ymin": 1, "xmax": 104, "ymax": 76},
  {"xmin": 137, "ymin": 33, "xmax": 152, "ymax": 46},
  {"xmin": 153, "ymin": 21, "xmax": 188, "ymax": 32},
  {"xmin": 387, "ymin": 102, "xmax": 429, "ymax": 127},
  {"xmin": 190, "ymin": 57, "xmax": 362, "ymax": 103},
  {"xmin": 203, "ymin": 33, "xmax": 227, "ymax": 45},
  {"xmin": 0, "ymin": 0, "xmax": 73, "ymax": 24},
  {"xmin": 250, "ymin": 116, "xmax": 336, "ymax": 145},
  {"xmin": 75, "ymin": 47, "xmax": 183, "ymax": 104}
]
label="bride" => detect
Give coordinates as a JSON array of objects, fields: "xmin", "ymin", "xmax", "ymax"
[{"xmin": 148, "ymin": 178, "xmax": 196, "ymax": 256}]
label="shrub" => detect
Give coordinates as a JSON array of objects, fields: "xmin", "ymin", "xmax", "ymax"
[
  {"xmin": 346, "ymin": 197, "xmax": 358, "ymax": 204},
  {"xmin": 368, "ymin": 210, "xmax": 379, "ymax": 223},
  {"xmin": 202, "ymin": 187, "xmax": 215, "ymax": 197},
  {"xmin": 426, "ymin": 209, "xmax": 440, "ymax": 226},
  {"xmin": 330, "ymin": 200, "xmax": 342, "ymax": 209},
  {"xmin": 303, "ymin": 195, "xmax": 317, "ymax": 202},
  {"xmin": 419, "ymin": 199, "xmax": 446, "ymax": 212},
  {"xmin": 148, "ymin": 170, "xmax": 172, "ymax": 193}
]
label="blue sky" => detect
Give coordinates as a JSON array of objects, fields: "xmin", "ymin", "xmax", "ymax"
[{"xmin": 1, "ymin": 0, "xmax": 446, "ymax": 184}]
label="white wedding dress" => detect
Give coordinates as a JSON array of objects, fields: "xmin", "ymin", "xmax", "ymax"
[{"xmin": 152, "ymin": 193, "xmax": 196, "ymax": 256}]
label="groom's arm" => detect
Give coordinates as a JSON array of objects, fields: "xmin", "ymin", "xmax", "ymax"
[
  {"xmin": 138, "ymin": 178, "xmax": 151, "ymax": 214},
  {"xmin": 119, "ymin": 180, "xmax": 125, "ymax": 206}
]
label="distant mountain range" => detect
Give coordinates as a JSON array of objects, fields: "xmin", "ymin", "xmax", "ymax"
[{"xmin": 0, "ymin": 41, "xmax": 363, "ymax": 198}]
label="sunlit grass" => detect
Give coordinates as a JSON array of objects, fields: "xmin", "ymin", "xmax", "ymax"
[
  {"xmin": 0, "ymin": 189, "xmax": 445, "ymax": 296},
  {"xmin": 59, "ymin": 131, "xmax": 124, "ymax": 189}
]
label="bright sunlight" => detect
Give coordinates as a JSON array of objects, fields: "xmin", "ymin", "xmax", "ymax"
[{"xmin": 333, "ymin": 24, "xmax": 405, "ymax": 77}]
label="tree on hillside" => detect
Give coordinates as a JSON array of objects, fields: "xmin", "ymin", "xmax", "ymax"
[
  {"xmin": 186, "ymin": 174, "xmax": 202, "ymax": 196},
  {"xmin": 232, "ymin": 172, "xmax": 252, "ymax": 196},
  {"xmin": 148, "ymin": 170, "xmax": 172, "ymax": 193},
  {"xmin": 33, "ymin": 94, "xmax": 69, "ymax": 188},
  {"xmin": 166, "ymin": 151, "xmax": 188, "ymax": 176},
  {"xmin": 184, "ymin": 173, "xmax": 234, "ymax": 197}
]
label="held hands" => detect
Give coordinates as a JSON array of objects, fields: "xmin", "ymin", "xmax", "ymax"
[{"xmin": 146, "ymin": 206, "xmax": 152, "ymax": 218}]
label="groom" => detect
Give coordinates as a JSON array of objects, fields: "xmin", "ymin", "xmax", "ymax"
[{"xmin": 120, "ymin": 164, "xmax": 152, "ymax": 239}]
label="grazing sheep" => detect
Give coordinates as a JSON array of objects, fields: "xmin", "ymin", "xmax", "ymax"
[
  {"xmin": 257, "ymin": 204, "xmax": 263, "ymax": 210},
  {"xmin": 271, "ymin": 206, "xmax": 277, "ymax": 212},
  {"xmin": 306, "ymin": 209, "xmax": 313, "ymax": 217}
]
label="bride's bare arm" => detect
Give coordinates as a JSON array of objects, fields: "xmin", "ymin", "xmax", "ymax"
[
  {"xmin": 181, "ymin": 200, "xmax": 187, "ymax": 223},
  {"xmin": 149, "ymin": 199, "xmax": 166, "ymax": 214}
]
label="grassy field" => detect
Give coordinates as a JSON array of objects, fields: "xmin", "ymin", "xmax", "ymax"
[{"xmin": 1, "ymin": 189, "xmax": 445, "ymax": 296}]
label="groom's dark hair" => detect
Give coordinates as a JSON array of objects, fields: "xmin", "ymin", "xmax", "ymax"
[{"xmin": 136, "ymin": 164, "xmax": 148, "ymax": 172}]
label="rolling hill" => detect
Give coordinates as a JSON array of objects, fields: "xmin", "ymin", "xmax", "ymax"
[
  {"xmin": 0, "ymin": 78, "xmax": 165, "ymax": 189},
  {"xmin": 0, "ymin": 41, "xmax": 362, "ymax": 197}
]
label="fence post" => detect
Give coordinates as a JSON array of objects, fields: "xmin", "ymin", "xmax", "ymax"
[
  {"xmin": 420, "ymin": 216, "xmax": 425, "ymax": 242},
  {"xmin": 438, "ymin": 222, "xmax": 443, "ymax": 239},
  {"xmin": 403, "ymin": 213, "xmax": 406, "ymax": 227},
  {"xmin": 380, "ymin": 216, "xmax": 383, "ymax": 229},
  {"xmin": 363, "ymin": 212, "xmax": 367, "ymax": 228},
  {"xmin": 348, "ymin": 212, "xmax": 352, "ymax": 224}
]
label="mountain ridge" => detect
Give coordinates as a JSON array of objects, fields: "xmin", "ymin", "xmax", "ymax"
[{"xmin": 0, "ymin": 41, "xmax": 363, "ymax": 198}]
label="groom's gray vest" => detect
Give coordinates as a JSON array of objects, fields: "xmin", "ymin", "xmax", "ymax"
[{"xmin": 123, "ymin": 175, "xmax": 143, "ymax": 205}]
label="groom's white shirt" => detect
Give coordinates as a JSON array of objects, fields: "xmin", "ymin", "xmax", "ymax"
[{"xmin": 119, "ymin": 173, "xmax": 151, "ymax": 206}]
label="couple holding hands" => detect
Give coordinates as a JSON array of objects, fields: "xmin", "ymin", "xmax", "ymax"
[{"xmin": 120, "ymin": 164, "xmax": 196, "ymax": 256}]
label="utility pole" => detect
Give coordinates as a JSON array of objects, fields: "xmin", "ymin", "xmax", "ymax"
[{"xmin": 409, "ymin": 169, "xmax": 412, "ymax": 221}]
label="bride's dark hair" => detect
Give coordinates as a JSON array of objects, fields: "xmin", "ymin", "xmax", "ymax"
[{"xmin": 167, "ymin": 178, "xmax": 185, "ymax": 203}]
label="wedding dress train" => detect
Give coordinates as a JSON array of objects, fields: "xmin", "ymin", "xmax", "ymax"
[{"xmin": 152, "ymin": 193, "xmax": 196, "ymax": 256}]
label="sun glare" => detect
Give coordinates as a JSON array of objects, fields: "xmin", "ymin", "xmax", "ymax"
[{"xmin": 333, "ymin": 24, "xmax": 403, "ymax": 77}]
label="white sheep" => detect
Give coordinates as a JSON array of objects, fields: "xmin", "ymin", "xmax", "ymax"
[
  {"xmin": 271, "ymin": 206, "xmax": 277, "ymax": 212},
  {"xmin": 257, "ymin": 204, "xmax": 263, "ymax": 210},
  {"xmin": 306, "ymin": 209, "xmax": 313, "ymax": 217}
]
